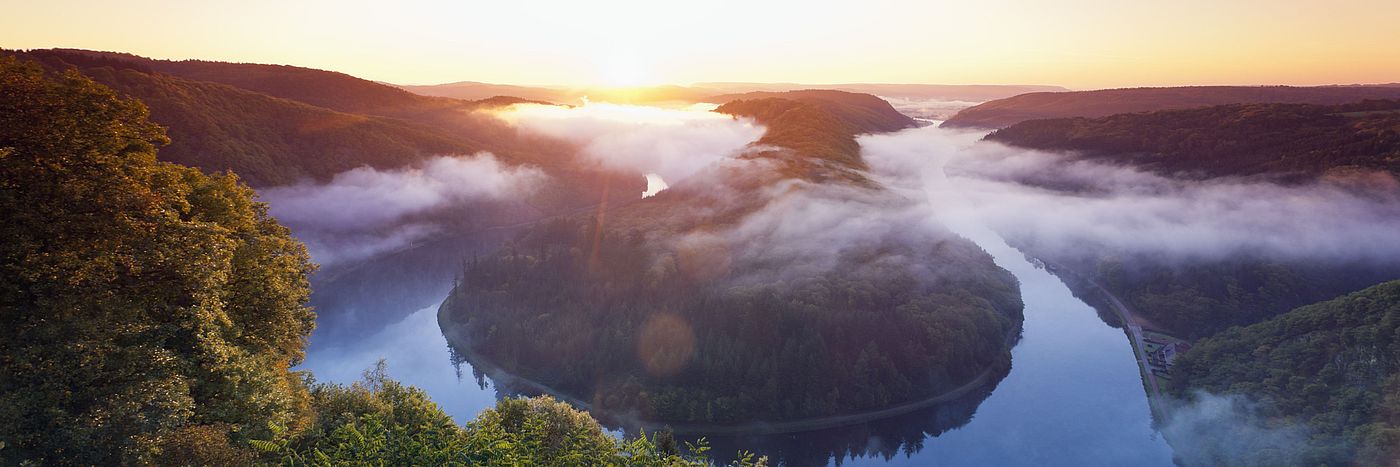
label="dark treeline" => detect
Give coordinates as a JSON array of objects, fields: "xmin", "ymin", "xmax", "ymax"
[
  {"xmin": 443, "ymin": 216, "xmax": 1022, "ymax": 424},
  {"xmin": 944, "ymin": 85, "xmax": 1400, "ymax": 129},
  {"xmin": 1170, "ymin": 280, "xmax": 1400, "ymax": 464},
  {"xmin": 986, "ymin": 100, "xmax": 1400, "ymax": 181}
]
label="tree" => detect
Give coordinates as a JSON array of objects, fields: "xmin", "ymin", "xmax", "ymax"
[{"xmin": 0, "ymin": 55, "xmax": 316, "ymax": 465}]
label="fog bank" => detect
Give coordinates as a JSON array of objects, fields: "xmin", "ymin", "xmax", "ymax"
[
  {"xmin": 261, "ymin": 154, "xmax": 545, "ymax": 264},
  {"xmin": 859, "ymin": 126, "xmax": 1400, "ymax": 264},
  {"xmin": 497, "ymin": 102, "xmax": 764, "ymax": 185}
]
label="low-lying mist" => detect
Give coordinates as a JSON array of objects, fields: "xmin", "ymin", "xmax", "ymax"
[
  {"xmin": 860, "ymin": 126, "xmax": 1400, "ymax": 265},
  {"xmin": 260, "ymin": 102, "xmax": 768, "ymax": 266},
  {"xmin": 1158, "ymin": 391, "xmax": 1313, "ymax": 465},
  {"xmin": 260, "ymin": 153, "xmax": 545, "ymax": 264},
  {"xmin": 669, "ymin": 175, "xmax": 971, "ymax": 287},
  {"xmin": 877, "ymin": 96, "xmax": 983, "ymax": 123},
  {"xmin": 496, "ymin": 102, "xmax": 764, "ymax": 185}
]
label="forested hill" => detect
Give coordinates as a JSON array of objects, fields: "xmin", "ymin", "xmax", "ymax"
[
  {"xmin": 712, "ymin": 90, "xmax": 917, "ymax": 134},
  {"xmin": 440, "ymin": 89, "xmax": 1023, "ymax": 426},
  {"xmin": 2, "ymin": 49, "xmax": 606, "ymax": 191},
  {"xmin": 942, "ymin": 85, "xmax": 1400, "ymax": 129},
  {"xmin": 713, "ymin": 90, "xmax": 916, "ymax": 184},
  {"xmin": 30, "ymin": 48, "xmax": 487, "ymax": 119},
  {"xmin": 73, "ymin": 65, "xmax": 478, "ymax": 185},
  {"xmin": 6, "ymin": 49, "xmax": 641, "ymax": 209},
  {"xmin": 1169, "ymin": 280, "xmax": 1400, "ymax": 465},
  {"xmin": 985, "ymin": 100, "xmax": 1400, "ymax": 181},
  {"xmin": 3, "ymin": 49, "xmax": 496, "ymax": 185}
]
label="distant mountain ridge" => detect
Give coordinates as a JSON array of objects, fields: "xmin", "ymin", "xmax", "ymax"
[
  {"xmin": 698, "ymin": 82, "xmax": 1067, "ymax": 101},
  {"xmin": 394, "ymin": 81, "xmax": 1066, "ymax": 106},
  {"xmin": 943, "ymin": 85, "xmax": 1400, "ymax": 129},
  {"xmin": 397, "ymin": 80, "xmax": 570, "ymax": 103},
  {"xmin": 985, "ymin": 100, "xmax": 1400, "ymax": 181}
]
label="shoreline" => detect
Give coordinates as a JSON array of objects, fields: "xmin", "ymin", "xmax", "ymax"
[
  {"xmin": 1036, "ymin": 259, "xmax": 1167, "ymax": 419},
  {"xmin": 437, "ymin": 293, "xmax": 1017, "ymax": 436}
]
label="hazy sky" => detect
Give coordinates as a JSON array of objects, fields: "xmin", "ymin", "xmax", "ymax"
[{"xmin": 6, "ymin": 0, "xmax": 1399, "ymax": 89}]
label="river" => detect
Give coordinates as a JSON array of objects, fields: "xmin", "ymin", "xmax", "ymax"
[
  {"xmin": 296, "ymin": 217, "xmax": 1176, "ymax": 466},
  {"xmin": 293, "ymin": 115, "xmax": 1179, "ymax": 465}
]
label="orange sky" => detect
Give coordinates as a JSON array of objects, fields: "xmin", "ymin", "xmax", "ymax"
[{"xmin": 5, "ymin": 0, "xmax": 1399, "ymax": 89}]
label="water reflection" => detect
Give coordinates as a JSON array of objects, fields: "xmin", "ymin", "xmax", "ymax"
[
  {"xmin": 672, "ymin": 369, "xmax": 1006, "ymax": 466},
  {"xmin": 299, "ymin": 221, "xmax": 1175, "ymax": 467},
  {"xmin": 306, "ymin": 228, "xmax": 515, "ymax": 345},
  {"xmin": 445, "ymin": 327, "xmax": 1010, "ymax": 467}
]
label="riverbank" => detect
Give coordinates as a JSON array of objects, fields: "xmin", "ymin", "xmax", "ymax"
[
  {"xmin": 436, "ymin": 293, "xmax": 1017, "ymax": 436},
  {"xmin": 1035, "ymin": 259, "xmax": 1181, "ymax": 420}
]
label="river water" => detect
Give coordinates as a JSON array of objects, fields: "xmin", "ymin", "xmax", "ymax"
[{"xmin": 297, "ymin": 219, "xmax": 1176, "ymax": 466}]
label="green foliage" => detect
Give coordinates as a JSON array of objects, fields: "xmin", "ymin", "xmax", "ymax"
[
  {"xmin": 1170, "ymin": 280, "xmax": 1400, "ymax": 464},
  {"xmin": 987, "ymin": 100, "xmax": 1400, "ymax": 180},
  {"xmin": 444, "ymin": 217, "xmax": 1022, "ymax": 423},
  {"xmin": 0, "ymin": 55, "xmax": 316, "ymax": 465},
  {"xmin": 260, "ymin": 364, "xmax": 767, "ymax": 466}
]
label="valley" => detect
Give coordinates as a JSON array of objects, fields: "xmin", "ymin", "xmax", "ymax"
[{"xmin": 6, "ymin": 39, "xmax": 1400, "ymax": 465}]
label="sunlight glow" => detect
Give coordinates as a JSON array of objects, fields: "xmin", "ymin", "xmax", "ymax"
[
  {"xmin": 599, "ymin": 51, "xmax": 655, "ymax": 87},
  {"xmin": 6, "ymin": 0, "xmax": 1400, "ymax": 88}
]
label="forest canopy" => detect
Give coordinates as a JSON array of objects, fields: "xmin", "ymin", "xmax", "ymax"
[
  {"xmin": 1169, "ymin": 280, "xmax": 1400, "ymax": 465},
  {"xmin": 986, "ymin": 100, "xmax": 1400, "ymax": 181},
  {"xmin": 943, "ymin": 85, "xmax": 1400, "ymax": 129}
]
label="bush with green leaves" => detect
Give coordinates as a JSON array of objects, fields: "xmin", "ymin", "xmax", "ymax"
[{"xmin": 255, "ymin": 362, "xmax": 767, "ymax": 466}]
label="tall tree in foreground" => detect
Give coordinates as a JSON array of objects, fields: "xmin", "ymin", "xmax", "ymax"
[{"xmin": 0, "ymin": 56, "xmax": 317, "ymax": 464}]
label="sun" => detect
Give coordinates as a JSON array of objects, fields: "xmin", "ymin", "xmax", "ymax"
[{"xmin": 599, "ymin": 51, "xmax": 655, "ymax": 88}]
